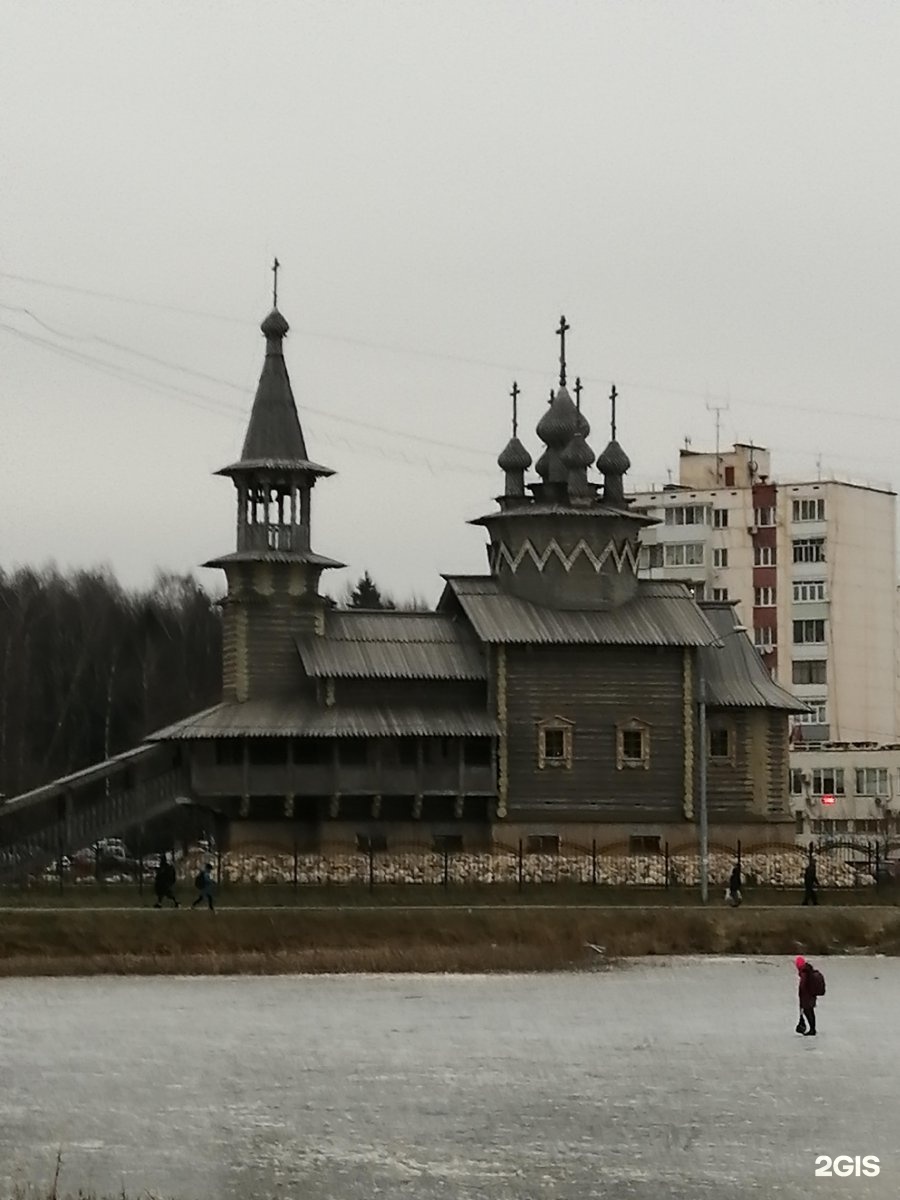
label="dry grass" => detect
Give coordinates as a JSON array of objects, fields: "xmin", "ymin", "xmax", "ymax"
[{"xmin": 1, "ymin": 906, "xmax": 899, "ymax": 976}]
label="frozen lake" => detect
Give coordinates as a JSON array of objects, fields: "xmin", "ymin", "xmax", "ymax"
[{"xmin": 1, "ymin": 959, "xmax": 896, "ymax": 1199}]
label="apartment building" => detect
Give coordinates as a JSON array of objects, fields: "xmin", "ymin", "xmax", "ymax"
[
  {"xmin": 632, "ymin": 443, "xmax": 898, "ymax": 744},
  {"xmin": 790, "ymin": 743, "xmax": 900, "ymax": 846}
]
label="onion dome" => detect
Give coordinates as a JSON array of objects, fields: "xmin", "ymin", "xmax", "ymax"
[
  {"xmin": 535, "ymin": 448, "xmax": 550, "ymax": 480},
  {"xmin": 261, "ymin": 309, "xmax": 289, "ymax": 338},
  {"xmin": 597, "ymin": 439, "xmax": 631, "ymax": 476},
  {"xmin": 498, "ymin": 437, "xmax": 532, "ymax": 472},
  {"xmin": 574, "ymin": 407, "xmax": 591, "ymax": 438},
  {"xmin": 561, "ymin": 433, "xmax": 595, "ymax": 471},
  {"xmin": 536, "ymin": 385, "xmax": 579, "ymax": 448}
]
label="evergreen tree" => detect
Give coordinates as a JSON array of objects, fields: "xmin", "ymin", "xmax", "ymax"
[{"xmin": 347, "ymin": 571, "xmax": 394, "ymax": 610}]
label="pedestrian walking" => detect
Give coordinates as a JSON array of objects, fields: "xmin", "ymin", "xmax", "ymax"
[
  {"xmin": 802, "ymin": 857, "xmax": 819, "ymax": 905},
  {"xmin": 191, "ymin": 861, "xmax": 216, "ymax": 912},
  {"xmin": 153, "ymin": 853, "xmax": 179, "ymax": 908},
  {"xmin": 727, "ymin": 863, "xmax": 743, "ymax": 906},
  {"xmin": 794, "ymin": 955, "xmax": 826, "ymax": 1036}
]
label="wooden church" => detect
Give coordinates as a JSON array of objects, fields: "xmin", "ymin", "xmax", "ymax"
[{"xmin": 149, "ymin": 298, "xmax": 804, "ymax": 853}]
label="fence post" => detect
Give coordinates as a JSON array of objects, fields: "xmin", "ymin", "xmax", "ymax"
[
  {"xmin": 664, "ymin": 841, "xmax": 670, "ymax": 890},
  {"xmin": 736, "ymin": 839, "xmax": 742, "ymax": 873},
  {"xmin": 216, "ymin": 845, "xmax": 223, "ymax": 893},
  {"xmin": 592, "ymin": 838, "xmax": 597, "ymax": 888},
  {"xmin": 443, "ymin": 845, "xmax": 449, "ymax": 889},
  {"xmin": 875, "ymin": 841, "xmax": 881, "ymax": 892},
  {"xmin": 137, "ymin": 825, "xmax": 144, "ymax": 898},
  {"xmin": 368, "ymin": 841, "xmax": 375, "ymax": 893},
  {"xmin": 517, "ymin": 838, "xmax": 524, "ymax": 893}
]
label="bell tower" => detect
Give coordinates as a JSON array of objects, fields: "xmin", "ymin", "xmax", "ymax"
[{"xmin": 204, "ymin": 263, "xmax": 344, "ymax": 701}]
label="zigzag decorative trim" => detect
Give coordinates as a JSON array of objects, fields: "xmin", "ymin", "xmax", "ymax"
[{"xmin": 490, "ymin": 537, "xmax": 640, "ymax": 576}]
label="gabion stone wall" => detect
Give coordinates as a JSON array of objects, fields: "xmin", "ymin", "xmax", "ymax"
[{"xmin": 179, "ymin": 846, "xmax": 875, "ymax": 889}]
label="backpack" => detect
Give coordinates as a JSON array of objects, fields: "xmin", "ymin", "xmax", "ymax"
[
  {"xmin": 811, "ymin": 968, "xmax": 826, "ymax": 997},
  {"xmin": 195, "ymin": 870, "xmax": 205, "ymax": 889}
]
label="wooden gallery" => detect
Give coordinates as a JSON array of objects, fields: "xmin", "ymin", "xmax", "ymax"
[{"xmin": 152, "ymin": 304, "xmax": 804, "ymax": 853}]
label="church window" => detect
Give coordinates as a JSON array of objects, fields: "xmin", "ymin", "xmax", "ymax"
[
  {"xmin": 617, "ymin": 719, "xmax": 650, "ymax": 770},
  {"xmin": 537, "ymin": 717, "xmax": 574, "ymax": 769},
  {"xmin": 709, "ymin": 724, "xmax": 735, "ymax": 762}
]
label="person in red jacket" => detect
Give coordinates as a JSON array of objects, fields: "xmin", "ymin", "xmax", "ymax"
[{"xmin": 795, "ymin": 955, "xmax": 819, "ymax": 1036}]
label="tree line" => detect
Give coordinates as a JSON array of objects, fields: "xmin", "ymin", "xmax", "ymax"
[{"xmin": 0, "ymin": 565, "xmax": 424, "ymax": 799}]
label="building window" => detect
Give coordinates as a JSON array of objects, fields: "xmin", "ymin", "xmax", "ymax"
[
  {"xmin": 712, "ymin": 508, "xmax": 729, "ymax": 528},
  {"xmin": 795, "ymin": 811, "xmax": 805, "ymax": 835},
  {"xmin": 754, "ymin": 625, "xmax": 776, "ymax": 648},
  {"xmin": 753, "ymin": 506, "xmax": 775, "ymax": 527},
  {"xmin": 792, "ymin": 497, "xmax": 826, "ymax": 522},
  {"xmin": 754, "ymin": 587, "xmax": 776, "ymax": 607},
  {"xmin": 628, "ymin": 835, "xmax": 661, "ymax": 854},
  {"xmin": 793, "ymin": 537, "xmax": 825, "ymax": 564},
  {"xmin": 357, "ymin": 833, "xmax": 388, "ymax": 853},
  {"xmin": 526, "ymin": 834, "xmax": 560, "ymax": 855},
  {"xmin": 617, "ymin": 719, "xmax": 650, "ymax": 770},
  {"xmin": 793, "ymin": 580, "xmax": 826, "ymax": 602},
  {"xmin": 713, "ymin": 547, "xmax": 729, "ymax": 568},
  {"xmin": 663, "ymin": 543, "xmax": 705, "ymax": 567},
  {"xmin": 724, "ymin": 466, "xmax": 735, "ymax": 486},
  {"xmin": 796, "ymin": 699, "xmax": 827, "ymax": 725},
  {"xmin": 433, "ymin": 833, "xmax": 464, "ymax": 853},
  {"xmin": 664, "ymin": 505, "xmax": 709, "ymax": 526},
  {"xmin": 712, "ymin": 587, "xmax": 729, "ymax": 601},
  {"xmin": 537, "ymin": 717, "xmax": 573, "ymax": 769},
  {"xmin": 709, "ymin": 726, "xmax": 732, "ymax": 760},
  {"xmin": 792, "ymin": 659, "xmax": 827, "ymax": 685},
  {"xmin": 754, "ymin": 545, "xmax": 776, "ymax": 566},
  {"xmin": 856, "ymin": 768, "xmax": 890, "ymax": 797},
  {"xmin": 793, "ymin": 619, "xmax": 825, "ymax": 645},
  {"xmin": 789, "ymin": 768, "xmax": 805, "ymax": 795},
  {"xmin": 811, "ymin": 767, "xmax": 844, "ymax": 795}
]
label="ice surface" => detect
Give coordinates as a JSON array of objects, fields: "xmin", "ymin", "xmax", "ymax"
[{"xmin": 0, "ymin": 958, "xmax": 896, "ymax": 1198}]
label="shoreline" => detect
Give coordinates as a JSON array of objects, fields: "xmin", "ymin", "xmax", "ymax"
[{"xmin": 2, "ymin": 905, "xmax": 900, "ymax": 976}]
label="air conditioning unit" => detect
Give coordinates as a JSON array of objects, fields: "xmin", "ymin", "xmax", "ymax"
[{"xmin": 748, "ymin": 524, "xmax": 758, "ymax": 535}]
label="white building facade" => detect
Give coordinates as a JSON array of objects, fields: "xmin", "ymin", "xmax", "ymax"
[{"xmin": 632, "ymin": 443, "xmax": 898, "ymax": 745}]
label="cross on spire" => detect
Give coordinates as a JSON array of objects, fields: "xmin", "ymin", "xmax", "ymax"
[
  {"xmin": 610, "ymin": 383, "xmax": 618, "ymax": 441},
  {"xmin": 556, "ymin": 314, "xmax": 570, "ymax": 386},
  {"xmin": 272, "ymin": 257, "xmax": 280, "ymax": 308},
  {"xmin": 510, "ymin": 380, "xmax": 520, "ymax": 437},
  {"xmin": 574, "ymin": 377, "xmax": 582, "ymax": 411}
]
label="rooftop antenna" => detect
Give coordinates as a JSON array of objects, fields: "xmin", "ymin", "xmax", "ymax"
[
  {"xmin": 706, "ymin": 396, "xmax": 730, "ymax": 484},
  {"xmin": 556, "ymin": 314, "xmax": 570, "ymax": 387},
  {"xmin": 684, "ymin": 435, "xmax": 692, "ymax": 451},
  {"xmin": 816, "ymin": 453, "xmax": 823, "ymax": 481},
  {"xmin": 747, "ymin": 439, "xmax": 758, "ymax": 481},
  {"xmin": 510, "ymin": 380, "xmax": 520, "ymax": 438},
  {"xmin": 271, "ymin": 256, "xmax": 280, "ymax": 308}
]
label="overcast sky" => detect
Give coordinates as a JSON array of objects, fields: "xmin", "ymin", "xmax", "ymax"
[{"xmin": 3, "ymin": 1, "xmax": 899, "ymax": 604}]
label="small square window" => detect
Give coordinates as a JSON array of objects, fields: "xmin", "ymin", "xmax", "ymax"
[
  {"xmin": 709, "ymin": 728, "xmax": 730, "ymax": 758},
  {"xmin": 617, "ymin": 720, "xmax": 650, "ymax": 770},
  {"xmin": 526, "ymin": 834, "xmax": 560, "ymax": 855},
  {"xmin": 622, "ymin": 730, "xmax": 644, "ymax": 760},
  {"xmin": 538, "ymin": 718, "xmax": 574, "ymax": 769},
  {"xmin": 357, "ymin": 833, "xmax": 387, "ymax": 853},
  {"xmin": 628, "ymin": 835, "xmax": 661, "ymax": 854}
]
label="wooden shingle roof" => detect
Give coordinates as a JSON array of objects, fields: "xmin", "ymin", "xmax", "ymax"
[{"xmin": 296, "ymin": 611, "xmax": 486, "ymax": 680}]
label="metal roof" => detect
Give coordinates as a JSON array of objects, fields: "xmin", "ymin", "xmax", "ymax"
[
  {"xmin": 297, "ymin": 612, "xmax": 486, "ymax": 679},
  {"xmin": 203, "ymin": 550, "xmax": 345, "ymax": 569},
  {"xmin": 148, "ymin": 702, "xmax": 498, "ymax": 739},
  {"xmin": 699, "ymin": 604, "xmax": 809, "ymax": 712},
  {"xmin": 439, "ymin": 576, "xmax": 718, "ymax": 647}
]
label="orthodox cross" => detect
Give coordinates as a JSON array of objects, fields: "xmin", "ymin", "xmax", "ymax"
[
  {"xmin": 556, "ymin": 314, "xmax": 570, "ymax": 386},
  {"xmin": 510, "ymin": 380, "xmax": 520, "ymax": 437},
  {"xmin": 574, "ymin": 377, "xmax": 582, "ymax": 412},
  {"xmin": 272, "ymin": 257, "xmax": 280, "ymax": 308},
  {"xmin": 610, "ymin": 383, "xmax": 618, "ymax": 441}
]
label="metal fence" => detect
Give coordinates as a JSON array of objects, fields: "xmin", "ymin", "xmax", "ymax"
[{"xmin": 17, "ymin": 835, "xmax": 900, "ymax": 894}]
